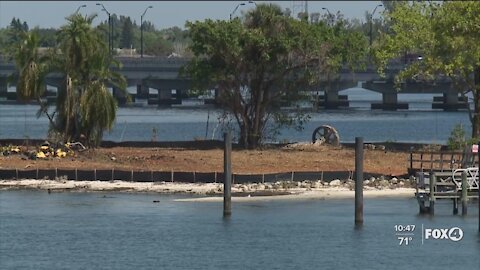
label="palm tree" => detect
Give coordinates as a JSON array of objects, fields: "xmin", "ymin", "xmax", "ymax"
[
  {"xmin": 54, "ymin": 13, "xmax": 127, "ymax": 146},
  {"xmin": 11, "ymin": 31, "xmax": 56, "ymax": 126},
  {"xmin": 10, "ymin": 13, "xmax": 127, "ymax": 147}
]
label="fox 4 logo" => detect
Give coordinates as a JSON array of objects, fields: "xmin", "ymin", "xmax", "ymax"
[{"xmin": 424, "ymin": 227, "xmax": 463, "ymax": 242}]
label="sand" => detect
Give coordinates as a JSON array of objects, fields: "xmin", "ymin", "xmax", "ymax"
[{"xmin": 0, "ymin": 179, "xmax": 416, "ymax": 202}]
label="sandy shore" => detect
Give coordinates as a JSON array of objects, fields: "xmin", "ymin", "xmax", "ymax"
[
  {"xmin": 175, "ymin": 188, "xmax": 416, "ymax": 202},
  {"xmin": 0, "ymin": 179, "xmax": 416, "ymax": 201}
]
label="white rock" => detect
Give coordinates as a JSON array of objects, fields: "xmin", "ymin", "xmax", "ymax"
[
  {"xmin": 364, "ymin": 180, "xmax": 370, "ymax": 185},
  {"xmin": 329, "ymin": 179, "xmax": 341, "ymax": 186},
  {"xmin": 379, "ymin": 180, "xmax": 390, "ymax": 186},
  {"xmin": 391, "ymin": 177, "xmax": 398, "ymax": 184}
]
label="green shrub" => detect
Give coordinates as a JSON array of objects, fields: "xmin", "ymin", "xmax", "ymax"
[{"xmin": 447, "ymin": 124, "xmax": 466, "ymax": 150}]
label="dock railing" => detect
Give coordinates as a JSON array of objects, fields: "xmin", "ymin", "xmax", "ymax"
[
  {"xmin": 413, "ymin": 145, "xmax": 479, "ymax": 215},
  {"xmin": 409, "ymin": 147, "xmax": 479, "ymax": 175}
]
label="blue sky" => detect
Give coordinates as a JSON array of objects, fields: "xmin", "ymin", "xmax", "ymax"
[{"xmin": 0, "ymin": 1, "xmax": 384, "ymax": 30}]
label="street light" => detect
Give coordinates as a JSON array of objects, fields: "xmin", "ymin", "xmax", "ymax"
[
  {"xmin": 230, "ymin": 3, "xmax": 245, "ymax": 21},
  {"xmin": 321, "ymin": 7, "xmax": 333, "ymax": 25},
  {"xmin": 75, "ymin": 4, "xmax": 86, "ymax": 14},
  {"xmin": 369, "ymin": 4, "xmax": 383, "ymax": 48},
  {"xmin": 141, "ymin": 5, "xmax": 153, "ymax": 58},
  {"xmin": 96, "ymin": 3, "xmax": 112, "ymax": 54},
  {"xmin": 369, "ymin": 4, "xmax": 383, "ymax": 62}
]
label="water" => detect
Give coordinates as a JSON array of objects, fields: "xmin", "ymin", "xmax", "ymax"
[
  {"xmin": 0, "ymin": 190, "xmax": 479, "ymax": 269},
  {"xmin": 0, "ymin": 89, "xmax": 474, "ymax": 143}
]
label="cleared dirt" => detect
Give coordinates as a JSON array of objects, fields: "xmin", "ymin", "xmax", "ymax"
[{"xmin": 0, "ymin": 143, "xmax": 409, "ymax": 176}]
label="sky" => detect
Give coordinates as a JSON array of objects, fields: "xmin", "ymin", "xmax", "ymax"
[{"xmin": 0, "ymin": 1, "xmax": 385, "ymax": 30}]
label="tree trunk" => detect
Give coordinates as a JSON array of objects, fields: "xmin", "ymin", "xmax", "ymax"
[
  {"xmin": 472, "ymin": 66, "xmax": 480, "ymax": 139},
  {"xmin": 238, "ymin": 121, "xmax": 262, "ymax": 149}
]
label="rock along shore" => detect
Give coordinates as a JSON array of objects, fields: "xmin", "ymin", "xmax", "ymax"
[{"xmin": 1, "ymin": 176, "xmax": 416, "ymax": 201}]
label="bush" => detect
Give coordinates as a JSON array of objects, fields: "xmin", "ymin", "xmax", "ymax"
[{"xmin": 447, "ymin": 124, "xmax": 466, "ymax": 150}]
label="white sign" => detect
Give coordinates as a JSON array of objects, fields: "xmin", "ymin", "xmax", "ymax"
[{"xmin": 472, "ymin": 144, "xmax": 478, "ymax": 153}]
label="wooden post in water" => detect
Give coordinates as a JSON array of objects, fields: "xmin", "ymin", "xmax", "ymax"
[
  {"xmin": 355, "ymin": 137, "xmax": 364, "ymax": 226},
  {"xmin": 478, "ymin": 141, "xmax": 480, "ymax": 233},
  {"xmin": 429, "ymin": 172, "xmax": 436, "ymax": 215},
  {"xmin": 453, "ymin": 198, "xmax": 458, "ymax": 215},
  {"xmin": 461, "ymin": 171, "xmax": 468, "ymax": 216},
  {"xmin": 223, "ymin": 131, "xmax": 232, "ymax": 217}
]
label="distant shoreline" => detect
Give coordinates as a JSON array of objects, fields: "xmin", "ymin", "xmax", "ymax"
[{"xmin": 0, "ymin": 179, "xmax": 416, "ymax": 201}]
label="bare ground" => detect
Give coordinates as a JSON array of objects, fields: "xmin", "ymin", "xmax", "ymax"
[{"xmin": 0, "ymin": 143, "xmax": 409, "ymax": 176}]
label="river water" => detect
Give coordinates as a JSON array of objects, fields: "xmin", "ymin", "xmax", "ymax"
[
  {"xmin": 0, "ymin": 190, "xmax": 479, "ymax": 269},
  {"xmin": 0, "ymin": 89, "xmax": 474, "ymax": 144}
]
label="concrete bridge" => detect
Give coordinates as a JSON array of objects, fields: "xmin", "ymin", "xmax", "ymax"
[{"xmin": 0, "ymin": 55, "xmax": 467, "ymax": 110}]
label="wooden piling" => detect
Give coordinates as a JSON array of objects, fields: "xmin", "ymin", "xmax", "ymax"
[
  {"xmin": 461, "ymin": 171, "xmax": 468, "ymax": 216},
  {"xmin": 355, "ymin": 137, "xmax": 364, "ymax": 226},
  {"xmin": 429, "ymin": 172, "xmax": 436, "ymax": 215},
  {"xmin": 223, "ymin": 132, "xmax": 232, "ymax": 217},
  {"xmin": 453, "ymin": 198, "xmax": 458, "ymax": 215}
]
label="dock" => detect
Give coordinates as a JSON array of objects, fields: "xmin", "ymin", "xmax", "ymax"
[
  {"xmin": 410, "ymin": 148, "xmax": 479, "ymax": 215},
  {"xmin": 414, "ymin": 169, "xmax": 479, "ymax": 215}
]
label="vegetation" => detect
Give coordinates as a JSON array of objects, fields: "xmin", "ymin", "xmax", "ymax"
[
  {"xmin": 0, "ymin": 15, "xmax": 187, "ymax": 57},
  {"xmin": 447, "ymin": 124, "xmax": 467, "ymax": 150},
  {"xmin": 375, "ymin": 1, "xmax": 480, "ymax": 138},
  {"xmin": 184, "ymin": 4, "xmax": 367, "ymax": 149},
  {"xmin": 9, "ymin": 14, "xmax": 127, "ymax": 146}
]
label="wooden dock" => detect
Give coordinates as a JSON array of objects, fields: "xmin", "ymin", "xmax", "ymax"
[
  {"xmin": 408, "ymin": 150, "xmax": 479, "ymax": 175},
  {"xmin": 415, "ymin": 170, "xmax": 479, "ymax": 215}
]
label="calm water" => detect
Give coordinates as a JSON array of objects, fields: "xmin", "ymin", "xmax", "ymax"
[
  {"xmin": 0, "ymin": 190, "xmax": 479, "ymax": 269},
  {"xmin": 0, "ymin": 88, "xmax": 474, "ymax": 143}
]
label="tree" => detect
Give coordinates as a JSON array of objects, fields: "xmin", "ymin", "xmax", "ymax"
[
  {"xmin": 184, "ymin": 4, "xmax": 367, "ymax": 149},
  {"xmin": 10, "ymin": 13, "xmax": 127, "ymax": 146},
  {"xmin": 9, "ymin": 31, "xmax": 56, "ymax": 127},
  {"xmin": 35, "ymin": 27, "xmax": 58, "ymax": 47},
  {"xmin": 381, "ymin": 0, "xmax": 402, "ymax": 14},
  {"xmin": 54, "ymin": 13, "xmax": 127, "ymax": 145},
  {"xmin": 375, "ymin": 1, "xmax": 480, "ymax": 138},
  {"xmin": 4, "ymin": 18, "xmax": 29, "ymax": 54},
  {"xmin": 120, "ymin": 16, "xmax": 134, "ymax": 49}
]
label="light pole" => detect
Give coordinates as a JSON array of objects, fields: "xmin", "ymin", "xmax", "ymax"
[
  {"xmin": 75, "ymin": 4, "xmax": 86, "ymax": 14},
  {"xmin": 369, "ymin": 4, "xmax": 382, "ymax": 62},
  {"xmin": 230, "ymin": 3, "xmax": 245, "ymax": 21},
  {"xmin": 230, "ymin": 1, "xmax": 257, "ymax": 21},
  {"xmin": 369, "ymin": 4, "xmax": 383, "ymax": 48},
  {"xmin": 321, "ymin": 7, "xmax": 333, "ymax": 25},
  {"xmin": 141, "ymin": 6, "xmax": 153, "ymax": 58},
  {"xmin": 96, "ymin": 3, "xmax": 112, "ymax": 54}
]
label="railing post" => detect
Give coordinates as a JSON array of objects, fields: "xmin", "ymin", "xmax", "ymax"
[
  {"xmin": 461, "ymin": 171, "xmax": 468, "ymax": 216},
  {"xmin": 355, "ymin": 137, "xmax": 364, "ymax": 226},
  {"xmin": 429, "ymin": 172, "xmax": 436, "ymax": 215},
  {"xmin": 409, "ymin": 152, "xmax": 413, "ymax": 171},
  {"xmin": 223, "ymin": 131, "xmax": 232, "ymax": 217}
]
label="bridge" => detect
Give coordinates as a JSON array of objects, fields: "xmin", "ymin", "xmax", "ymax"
[{"xmin": 0, "ymin": 55, "xmax": 467, "ymax": 110}]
